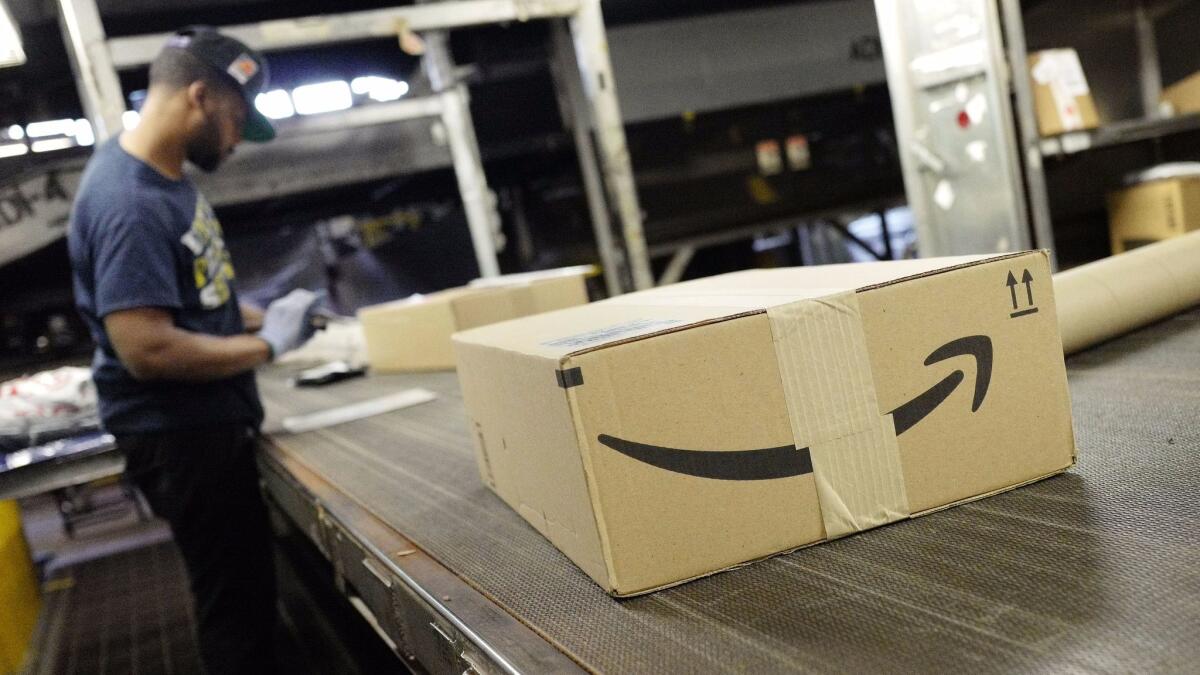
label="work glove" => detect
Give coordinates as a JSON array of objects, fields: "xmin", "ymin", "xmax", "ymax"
[{"xmin": 258, "ymin": 289, "xmax": 325, "ymax": 360}]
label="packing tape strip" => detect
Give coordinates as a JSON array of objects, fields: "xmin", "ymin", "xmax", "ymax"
[
  {"xmin": 767, "ymin": 292, "xmax": 910, "ymax": 539},
  {"xmin": 1055, "ymin": 230, "xmax": 1200, "ymax": 355}
]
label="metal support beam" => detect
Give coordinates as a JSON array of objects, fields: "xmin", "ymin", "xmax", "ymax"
[
  {"xmin": 1134, "ymin": 0, "xmax": 1163, "ymax": 119},
  {"xmin": 57, "ymin": 0, "xmax": 124, "ymax": 141},
  {"xmin": 568, "ymin": 0, "xmax": 654, "ymax": 290},
  {"xmin": 107, "ymin": 0, "xmax": 582, "ymax": 68},
  {"xmin": 280, "ymin": 96, "xmax": 443, "ymax": 133},
  {"xmin": 999, "ymin": 0, "xmax": 1058, "ymax": 270},
  {"xmin": 549, "ymin": 19, "xmax": 624, "ymax": 296},
  {"xmin": 424, "ymin": 31, "xmax": 503, "ymax": 278},
  {"xmin": 657, "ymin": 245, "xmax": 694, "ymax": 286}
]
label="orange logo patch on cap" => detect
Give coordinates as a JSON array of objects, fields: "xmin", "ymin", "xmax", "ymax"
[{"xmin": 226, "ymin": 54, "xmax": 259, "ymax": 85}]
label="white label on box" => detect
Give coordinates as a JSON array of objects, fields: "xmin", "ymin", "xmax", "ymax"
[
  {"xmin": 1051, "ymin": 84, "xmax": 1084, "ymax": 131},
  {"xmin": 1054, "ymin": 49, "xmax": 1090, "ymax": 97},
  {"xmin": 542, "ymin": 319, "xmax": 685, "ymax": 349},
  {"xmin": 1031, "ymin": 55, "xmax": 1057, "ymax": 85}
]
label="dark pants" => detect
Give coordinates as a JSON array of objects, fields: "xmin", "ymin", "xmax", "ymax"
[{"xmin": 118, "ymin": 425, "xmax": 278, "ymax": 675}]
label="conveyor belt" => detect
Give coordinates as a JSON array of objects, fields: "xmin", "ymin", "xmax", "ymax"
[{"xmin": 257, "ymin": 309, "xmax": 1200, "ymax": 674}]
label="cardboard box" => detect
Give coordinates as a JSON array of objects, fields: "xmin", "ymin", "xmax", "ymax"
[
  {"xmin": 1029, "ymin": 49, "xmax": 1100, "ymax": 137},
  {"xmin": 1107, "ymin": 177, "xmax": 1200, "ymax": 254},
  {"xmin": 359, "ymin": 274, "xmax": 588, "ymax": 372},
  {"xmin": 1161, "ymin": 71, "xmax": 1200, "ymax": 116},
  {"xmin": 454, "ymin": 252, "xmax": 1077, "ymax": 596}
]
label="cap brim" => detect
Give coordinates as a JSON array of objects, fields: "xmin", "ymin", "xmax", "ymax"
[{"xmin": 243, "ymin": 107, "xmax": 275, "ymax": 142}]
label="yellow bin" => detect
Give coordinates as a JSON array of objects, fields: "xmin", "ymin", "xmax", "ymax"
[{"xmin": 0, "ymin": 500, "xmax": 39, "ymax": 674}]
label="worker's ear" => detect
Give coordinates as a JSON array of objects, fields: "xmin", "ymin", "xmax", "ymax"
[{"xmin": 185, "ymin": 80, "xmax": 210, "ymax": 112}]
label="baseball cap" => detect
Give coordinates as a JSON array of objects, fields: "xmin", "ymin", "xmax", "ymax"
[{"xmin": 162, "ymin": 26, "xmax": 275, "ymax": 142}]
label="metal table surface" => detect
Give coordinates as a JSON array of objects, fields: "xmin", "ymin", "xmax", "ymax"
[
  {"xmin": 257, "ymin": 309, "xmax": 1200, "ymax": 674},
  {"xmin": 0, "ymin": 433, "xmax": 121, "ymax": 501}
]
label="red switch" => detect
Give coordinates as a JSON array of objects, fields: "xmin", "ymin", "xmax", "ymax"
[{"xmin": 957, "ymin": 110, "xmax": 971, "ymax": 129}]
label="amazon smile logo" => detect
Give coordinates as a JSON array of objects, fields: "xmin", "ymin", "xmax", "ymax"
[{"xmin": 597, "ymin": 335, "xmax": 993, "ymax": 481}]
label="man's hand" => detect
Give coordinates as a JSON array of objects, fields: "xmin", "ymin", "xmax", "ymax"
[{"xmin": 257, "ymin": 289, "xmax": 325, "ymax": 360}]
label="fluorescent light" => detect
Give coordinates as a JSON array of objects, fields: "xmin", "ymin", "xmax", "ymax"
[
  {"xmin": 351, "ymin": 76, "xmax": 409, "ymax": 102},
  {"xmin": 6, "ymin": 123, "xmax": 22, "ymax": 140},
  {"xmin": 369, "ymin": 79, "xmax": 408, "ymax": 102},
  {"xmin": 255, "ymin": 89, "xmax": 294, "ymax": 120},
  {"xmin": 292, "ymin": 80, "xmax": 352, "ymax": 115},
  {"xmin": 74, "ymin": 118, "xmax": 94, "ymax": 146},
  {"xmin": 31, "ymin": 138, "xmax": 74, "ymax": 153},
  {"xmin": 0, "ymin": 142, "xmax": 28, "ymax": 158},
  {"xmin": 0, "ymin": 1, "xmax": 26, "ymax": 68},
  {"xmin": 122, "ymin": 110, "xmax": 140, "ymax": 130},
  {"xmin": 26, "ymin": 118, "xmax": 77, "ymax": 138},
  {"xmin": 4, "ymin": 450, "xmax": 31, "ymax": 469}
]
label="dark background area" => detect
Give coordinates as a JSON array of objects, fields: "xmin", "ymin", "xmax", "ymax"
[{"xmin": 0, "ymin": 0, "xmax": 904, "ymax": 372}]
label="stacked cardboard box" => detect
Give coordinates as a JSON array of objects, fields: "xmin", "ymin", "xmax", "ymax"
[
  {"xmin": 1029, "ymin": 49, "xmax": 1100, "ymax": 137},
  {"xmin": 1108, "ymin": 176, "xmax": 1200, "ymax": 254},
  {"xmin": 359, "ymin": 273, "xmax": 588, "ymax": 372},
  {"xmin": 1161, "ymin": 71, "xmax": 1200, "ymax": 116}
]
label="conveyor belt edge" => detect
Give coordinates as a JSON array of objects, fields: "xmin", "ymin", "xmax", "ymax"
[{"xmin": 257, "ymin": 441, "xmax": 587, "ymax": 675}]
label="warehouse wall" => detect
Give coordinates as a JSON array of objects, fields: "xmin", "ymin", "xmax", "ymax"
[
  {"xmin": 608, "ymin": 0, "xmax": 885, "ymax": 123},
  {"xmin": 1156, "ymin": 0, "xmax": 1200, "ymax": 88}
]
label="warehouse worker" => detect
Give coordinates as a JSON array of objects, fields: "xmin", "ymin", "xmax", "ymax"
[{"xmin": 67, "ymin": 27, "xmax": 320, "ymax": 675}]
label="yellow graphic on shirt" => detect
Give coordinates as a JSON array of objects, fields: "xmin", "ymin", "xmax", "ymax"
[{"xmin": 179, "ymin": 196, "xmax": 235, "ymax": 309}]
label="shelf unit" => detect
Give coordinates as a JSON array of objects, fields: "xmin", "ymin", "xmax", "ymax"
[
  {"xmin": 54, "ymin": 0, "xmax": 656, "ymax": 294},
  {"xmin": 877, "ymin": 0, "xmax": 1200, "ymax": 269},
  {"xmin": 1038, "ymin": 112, "xmax": 1200, "ymax": 158},
  {"xmin": 1006, "ymin": 0, "xmax": 1200, "ymax": 267}
]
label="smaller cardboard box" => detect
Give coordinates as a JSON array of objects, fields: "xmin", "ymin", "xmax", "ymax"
[
  {"xmin": 359, "ymin": 274, "xmax": 588, "ymax": 372},
  {"xmin": 454, "ymin": 252, "xmax": 1077, "ymax": 596},
  {"xmin": 1161, "ymin": 71, "xmax": 1200, "ymax": 116},
  {"xmin": 1029, "ymin": 49, "xmax": 1100, "ymax": 137},
  {"xmin": 1108, "ymin": 177, "xmax": 1200, "ymax": 254}
]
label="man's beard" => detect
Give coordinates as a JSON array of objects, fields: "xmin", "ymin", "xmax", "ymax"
[{"xmin": 185, "ymin": 113, "xmax": 226, "ymax": 173}]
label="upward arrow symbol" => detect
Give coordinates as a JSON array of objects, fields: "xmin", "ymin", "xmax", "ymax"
[
  {"xmin": 1006, "ymin": 271, "xmax": 1019, "ymax": 310},
  {"xmin": 1022, "ymin": 269, "xmax": 1035, "ymax": 306}
]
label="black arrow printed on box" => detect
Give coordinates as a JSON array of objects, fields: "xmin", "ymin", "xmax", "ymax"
[
  {"xmin": 593, "ymin": 334, "xmax": 993, "ymax": 481},
  {"xmin": 1008, "ymin": 269, "xmax": 1039, "ymax": 318}
]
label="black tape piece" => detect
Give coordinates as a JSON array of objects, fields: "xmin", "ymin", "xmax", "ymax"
[
  {"xmin": 597, "ymin": 434, "xmax": 813, "ymax": 481},
  {"xmin": 556, "ymin": 367, "xmax": 584, "ymax": 389}
]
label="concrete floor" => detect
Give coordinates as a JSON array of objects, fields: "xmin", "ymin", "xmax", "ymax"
[{"xmin": 16, "ymin": 480, "xmax": 408, "ymax": 675}]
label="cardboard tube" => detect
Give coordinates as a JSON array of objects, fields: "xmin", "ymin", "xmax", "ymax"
[{"xmin": 1054, "ymin": 230, "xmax": 1200, "ymax": 354}]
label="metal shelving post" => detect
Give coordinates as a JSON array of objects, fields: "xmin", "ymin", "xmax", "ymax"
[
  {"xmin": 568, "ymin": 0, "xmax": 654, "ymax": 290},
  {"xmin": 548, "ymin": 19, "xmax": 625, "ymax": 296},
  {"xmin": 423, "ymin": 30, "xmax": 503, "ymax": 278},
  {"xmin": 998, "ymin": 0, "xmax": 1058, "ymax": 270}
]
